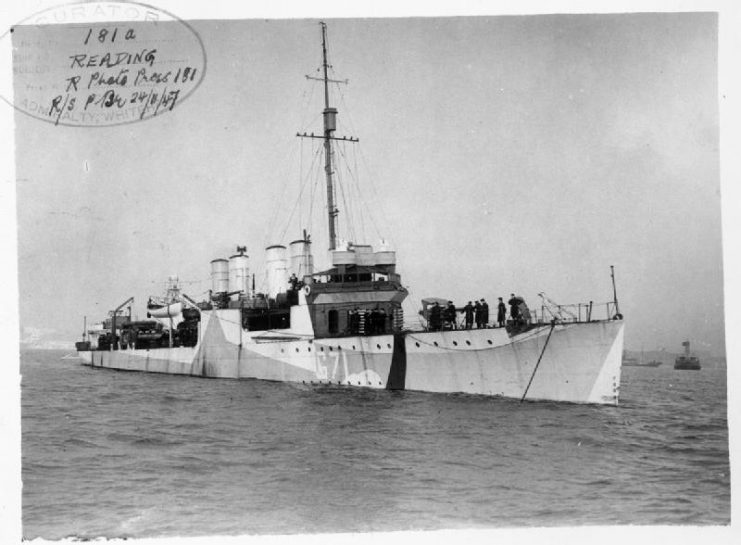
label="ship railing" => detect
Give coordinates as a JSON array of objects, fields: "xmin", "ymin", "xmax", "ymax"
[
  {"xmin": 533, "ymin": 301, "xmax": 620, "ymax": 324},
  {"xmin": 418, "ymin": 300, "xmax": 621, "ymax": 332}
]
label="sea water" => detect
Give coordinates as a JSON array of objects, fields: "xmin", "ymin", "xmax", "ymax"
[{"xmin": 20, "ymin": 349, "xmax": 730, "ymax": 539}]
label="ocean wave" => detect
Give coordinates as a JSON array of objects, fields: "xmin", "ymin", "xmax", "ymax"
[{"xmin": 20, "ymin": 349, "xmax": 732, "ymax": 537}]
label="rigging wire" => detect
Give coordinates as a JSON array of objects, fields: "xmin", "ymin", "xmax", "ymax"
[
  {"xmin": 262, "ymin": 51, "xmax": 323, "ymax": 251},
  {"xmin": 298, "ymin": 134, "xmax": 304, "ymax": 232},
  {"xmin": 335, "ymin": 141, "xmax": 357, "ymax": 243},
  {"xmin": 333, "ymin": 84, "xmax": 392, "ymax": 245},
  {"xmin": 261, "ymin": 73, "xmax": 321, "ymax": 252},
  {"xmin": 353, "ymin": 144, "xmax": 368, "ymax": 243},
  {"xmin": 277, "ymin": 143, "xmax": 324, "ymax": 243},
  {"xmin": 335, "ymin": 142, "xmax": 358, "ymax": 243},
  {"xmin": 308, "ymin": 146, "xmax": 321, "ymax": 242},
  {"xmin": 261, "ymin": 140, "xmax": 297, "ymax": 250},
  {"xmin": 308, "ymin": 139, "xmax": 325, "ymax": 242},
  {"xmin": 298, "ymin": 78, "xmax": 317, "ymax": 133},
  {"xmin": 355, "ymin": 144, "xmax": 393, "ymax": 245},
  {"xmin": 335, "ymin": 137, "xmax": 381, "ymax": 242},
  {"xmin": 270, "ymin": 33, "xmax": 389, "ymax": 254},
  {"xmin": 343, "ymin": 139, "xmax": 363, "ymax": 243}
]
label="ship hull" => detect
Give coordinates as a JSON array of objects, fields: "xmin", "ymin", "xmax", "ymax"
[
  {"xmin": 78, "ymin": 314, "xmax": 624, "ymax": 405},
  {"xmin": 674, "ymin": 359, "xmax": 701, "ymax": 370}
]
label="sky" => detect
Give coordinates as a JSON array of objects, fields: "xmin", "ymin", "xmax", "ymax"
[{"xmin": 8, "ymin": 8, "xmax": 725, "ymax": 356}]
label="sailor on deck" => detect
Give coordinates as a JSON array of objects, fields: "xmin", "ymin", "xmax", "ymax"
[
  {"xmin": 463, "ymin": 301, "xmax": 474, "ymax": 329},
  {"xmin": 445, "ymin": 301, "xmax": 457, "ymax": 330},
  {"xmin": 508, "ymin": 294, "xmax": 520, "ymax": 324},
  {"xmin": 497, "ymin": 297, "xmax": 506, "ymax": 327},
  {"xmin": 378, "ymin": 307, "xmax": 387, "ymax": 334},
  {"xmin": 429, "ymin": 302, "xmax": 443, "ymax": 331}
]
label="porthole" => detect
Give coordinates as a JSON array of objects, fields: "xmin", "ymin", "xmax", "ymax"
[
  {"xmin": 415, "ymin": 342, "xmax": 420, "ymax": 347},
  {"xmin": 320, "ymin": 347, "xmax": 324, "ymax": 351},
  {"xmin": 329, "ymin": 347, "xmax": 333, "ymax": 351},
  {"xmin": 295, "ymin": 348, "xmax": 299, "ymax": 352},
  {"xmin": 433, "ymin": 341, "xmax": 439, "ymax": 347},
  {"xmin": 308, "ymin": 347, "xmax": 311, "ymax": 352},
  {"xmin": 453, "ymin": 341, "xmax": 458, "ymax": 346},
  {"xmin": 465, "ymin": 340, "xmax": 471, "ymax": 346},
  {"xmin": 337, "ymin": 346, "xmax": 342, "ymax": 351},
  {"xmin": 352, "ymin": 345, "xmax": 356, "ymax": 350},
  {"xmin": 387, "ymin": 344, "xmax": 391, "ymax": 349},
  {"xmin": 487, "ymin": 340, "xmax": 493, "ymax": 345},
  {"xmin": 281, "ymin": 348, "xmax": 285, "ymax": 353},
  {"xmin": 376, "ymin": 344, "xmax": 381, "ymax": 349}
]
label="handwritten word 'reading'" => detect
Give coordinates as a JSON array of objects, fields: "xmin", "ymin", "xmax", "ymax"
[{"xmin": 69, "ymin": 49, "xmax": 157, "ymax": 69}]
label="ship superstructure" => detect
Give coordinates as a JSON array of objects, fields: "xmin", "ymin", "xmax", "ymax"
[
  {"xmin": 674, "ymin": 340, "xmax": 701, "ymax": 370},
  {"xmin": 76, "ymin": 22, "xmax": 625, "ymax": 405}
]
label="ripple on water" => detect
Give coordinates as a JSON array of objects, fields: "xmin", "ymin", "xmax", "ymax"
[{"xmin": 20, "ymin": 351, "xmax": 730, "ymax": 539}]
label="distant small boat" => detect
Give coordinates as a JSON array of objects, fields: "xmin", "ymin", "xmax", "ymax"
[
  {"xmin": 674, "ymin": 340, "xmax": 701, "ymax": 370},
  {"xmin": 624, "ymin": 359, "xmax": 662, "ymax": 368},
  {"xmin": 622, "ymin": 352, "xmax": 638, "ymax": 366},
  {"xmin": 622, "ymin": 351, "xmax": 662, "ymax": 368}
]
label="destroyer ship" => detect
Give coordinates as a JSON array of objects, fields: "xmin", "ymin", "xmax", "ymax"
[{"xmin": 75, "ymin": 23, "xmax": 625, "ymax": 405}]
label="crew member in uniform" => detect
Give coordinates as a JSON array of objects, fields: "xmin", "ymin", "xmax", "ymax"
[
  {"xmin": 378, "ymin": 307, "xmax": 387, "ymax": 334},
  {"xmin": 508, "ymin": 294, "xmax": 520, "ymax": 324},
  {"xmin": 430, "ymin": 302, "xmax": 443, "ymax": 331},
  {"xmin": 463, "ymin": 301, "xmax": 474, "ymax": 329},
  {"xmin": 497, "ymin": 297, "xmax": 506, "ymax": 327},
  {"xmin": 445, "ymin": 301, "xmax": 457, "ymax": 330}
]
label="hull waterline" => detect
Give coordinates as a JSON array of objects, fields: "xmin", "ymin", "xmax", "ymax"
[{"xmin": 79, "ymin": 314, "xmax": 624, "ymax": 405}]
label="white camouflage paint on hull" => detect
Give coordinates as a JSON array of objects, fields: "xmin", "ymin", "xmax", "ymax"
[
  {"xmin": 79, "ymin": 311, "xmax": 624, "ymax": 405},
  {"xmin": 404, "ymin": 321, "xmax": 623, "ymax": 404}
]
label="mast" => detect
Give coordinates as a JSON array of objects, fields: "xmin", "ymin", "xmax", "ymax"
[
  {"xmin": 321, "ymin": 22, "xmax": 338, "ymax": 251},
  {"xmin": 297, "ymin": 23, "xmax": 357, "ymax": 251},
  {"xmin": 610, "ymin": 265, "xmax": 621, "ymax": 318}
]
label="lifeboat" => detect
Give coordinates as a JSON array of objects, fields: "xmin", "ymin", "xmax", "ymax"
[{"xmin": 147, "ymin": 301, "xmax": 183, "ymax": 318}]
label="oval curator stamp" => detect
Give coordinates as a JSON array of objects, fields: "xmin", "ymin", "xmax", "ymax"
[{"xmin": 4, "ymin": 0, "xmax": 207, "ymax": 127}]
